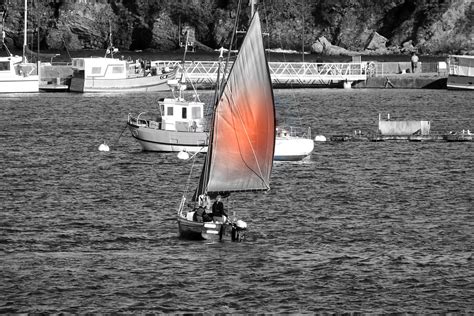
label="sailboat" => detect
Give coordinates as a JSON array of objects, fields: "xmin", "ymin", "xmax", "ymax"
[
  {"xmin": 0, "ymin": 0, "xmax": 39, "ymax": 93},
  {"xmin": 177, "ymin": 11, "xmax": 275, "ymax": 241}
]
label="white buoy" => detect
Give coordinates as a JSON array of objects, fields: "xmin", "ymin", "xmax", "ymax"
[
  {"xmin": 236, "ymin": 220, "xmax": 247, "ymax": 229},
  {"xmin": 314, "ymin": 135, "xmax": 327, "ymax": 142},
  {"xmin": 98, "ymin": 143, "xmax": 110, "ymax": 152},
  {"xmin": 177, "ymin": 150, "xmax": 190, "ymax": 160}
]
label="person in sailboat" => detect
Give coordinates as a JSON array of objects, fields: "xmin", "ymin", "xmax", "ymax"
[
  {"xmin": 197, "ymin": 194, "xmax": 213, "ymax": 222},
  {"xmin": 211, "ymin": 195, "xmax": 228, "ymax": 223},
  {"xmin": 193, "ymin": 206, "xmax": 210, "ymax": 222}
]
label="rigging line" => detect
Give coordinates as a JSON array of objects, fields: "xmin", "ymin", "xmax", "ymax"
[
  {"xmin": 202, "ymin": 0, "xmax": 243, "ymax": 196},
  {"xmin": 219, "ymin": 0, "xmax": 242, "ymax": 99},
  {"xmin": 277, "ymin": 32, "xmax": 304, "ymax": 128},
  {"xmin": 1, "ymin": 3, "xmax": 12, "ymax": 56},
  {"xmin": 182, "ymin": 148, "xmax": 199, "ymax": 199},
  {"xmin": 112, "ymin": 123, "xmax": 128, "ymax": 147}
]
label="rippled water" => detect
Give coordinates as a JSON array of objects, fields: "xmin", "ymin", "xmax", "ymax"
[{"xmin": 1, "ymin": 89, "xmax": 473, "ymax": 313}]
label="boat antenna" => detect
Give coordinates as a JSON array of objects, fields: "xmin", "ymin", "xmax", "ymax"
[
  {"xmin": 22, "ymin": 0, "xmax": 27, "ymax": 63},
  {"xmin": 105, "ymin": 21, "xmax": 116, "ymax": 58},
  {"xmin": 179, "ymin": 29, "xmax": 190, "ymax": 85}
]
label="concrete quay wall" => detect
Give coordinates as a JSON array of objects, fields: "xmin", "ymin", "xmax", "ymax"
[{"xmin": 353, "ymin": 74, "xmax": 447, "ymax": 89}]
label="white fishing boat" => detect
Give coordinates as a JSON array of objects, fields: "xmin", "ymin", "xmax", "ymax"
[
  {"xmin": 0, "ymin": 0, "xmax": 39, "ymax": 93},
  {"xmin": 69, "ymin": 57, "xmax": 177, "ymax": 93},
  {"xmin": 274, "ymin": 127, "xmax": 314, "ymax": 161},
  {"xmin": 127, "ymin": 79, "xmax": 209, "ymax": 152},
  {"xmin": 177, "ymin": 11, "xmax": 275, "ymax": 241},
  {"xmin": 69, "ymin": 27, "xmax": 177, "ymax": 93},
  {"xmin": 447, "ymin": 55, "xmax": 474, "ymax": 90}
]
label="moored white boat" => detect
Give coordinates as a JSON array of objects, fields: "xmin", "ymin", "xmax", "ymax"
[
  {"xmin": 127, "ymin": 80, "xmax": 209, "ymax": 152},
  {"xmin": 0, "ymin": 55, "xmax": 39, "ymax": 93},
  {"xmin": 69, "ymin": 57, "xmax": 177, "ymax": 93},
  {"xmin": 0, "ymin": 0, "xmax": 39, "ymax": 93},
  {"xmin": 447, "ymin": 55, "xmax": 474, "ymax": 90},
  {"xmin": 274, "ymin": 127, "xmax": 314, "ymax": 161}
]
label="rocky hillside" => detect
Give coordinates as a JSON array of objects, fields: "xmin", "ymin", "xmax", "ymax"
[{"xmin": 0, "ymin": 0, "xmax": 472, "ymax": 55}]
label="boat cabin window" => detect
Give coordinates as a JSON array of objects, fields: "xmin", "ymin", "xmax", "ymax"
[
  {"xmin": 191, "ymin": 107, "xmax": 201, "ymax": 119},
  {"xmin": 182, "ymin": 108, "xmax": 187, "ymax": 119},
  {"xmin": 91, "ymin": 67, "xmax": 101, "ymax": 74},
  {"xmin": 112, "ymin": 66, "xmax": 123, "ymax": 73},
  {"xmin": 0, "ymin": 61, "xmax": 10, "ymax": 71},
  {"xmin": 167, "ymin": 107, "xmax": 173, "ymax": 116}
]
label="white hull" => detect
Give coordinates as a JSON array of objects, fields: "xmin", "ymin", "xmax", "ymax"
[
  {"xmin": 129, "ymin": 123, "xmax": 314, "ymax": 159},
  {"xmin": 128, "ymin": 123, "xmax": 208, "ymax": 153},
  {"xmin": 274, "ymin": 136, "xmax": 314, "ymax": 161},
  {"xmin": 0, "ymin": 76, "xmax": 39, "ymax": 93},
  {"xmin": 446, "ymin": 75, "xmax": 474, "ymax": 90},
  {"xmin": 70, "ymin": 73, "xmax": 175, "ymax": 93},
  {"xmin": 0, "ymin": 57, "xmax": 39, "ymax": 93}
]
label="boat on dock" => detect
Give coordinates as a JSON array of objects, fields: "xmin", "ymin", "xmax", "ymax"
[
  {"xmin": 69, "ymin": 27, "xmax": 177, "ymax": 93},
  {"xmin": 0, "ymin": 0, "xmax": 39, "ymax": 93},
  {"xmin": 0, "ymin": 55, "xmax": 39, "ymax": 93},
  {"xmin": 447, "ymin": 55, "xmax": 474, "ymax": 90},
  {"xmin": 69, "ymin": 56, "xmax": 177, "ymax": 93}
]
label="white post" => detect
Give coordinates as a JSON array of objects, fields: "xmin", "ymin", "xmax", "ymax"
[{"xmin": 23, "ymin": 0, "xmax": 27, "ymax": 63}]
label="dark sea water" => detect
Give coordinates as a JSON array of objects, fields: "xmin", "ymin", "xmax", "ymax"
[{"xmin": 1, "ymin": 88, "xmax": 473, "ymax": 314}]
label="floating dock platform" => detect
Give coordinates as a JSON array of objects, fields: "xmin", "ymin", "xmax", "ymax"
[{"xmin": 329, "ymin": 133, "xmax": 472, "ymax": 142}]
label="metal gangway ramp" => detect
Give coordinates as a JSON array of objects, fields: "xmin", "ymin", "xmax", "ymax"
[{"xmin": 155, "ymin": 60, "xmax": 368, "ymax": 87}]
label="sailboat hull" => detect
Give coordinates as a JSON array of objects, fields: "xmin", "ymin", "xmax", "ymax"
[{"xmin": 177, "ymin": 216, "xmax": 241, "ymax": 241}]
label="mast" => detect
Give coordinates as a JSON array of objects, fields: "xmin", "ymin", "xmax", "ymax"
[{"xmin": 22, "ymin": 0, "xmax": 27, "ymax": 63}]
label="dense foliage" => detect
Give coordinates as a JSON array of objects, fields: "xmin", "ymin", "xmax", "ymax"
[{"xmin": 0, "ymin": 0, "xmax": 472, "ymax": 54}]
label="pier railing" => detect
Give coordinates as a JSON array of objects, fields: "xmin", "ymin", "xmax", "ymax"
[{"xmin": 153, "ymin": 60, "xmax": 367, "ymax": 86}]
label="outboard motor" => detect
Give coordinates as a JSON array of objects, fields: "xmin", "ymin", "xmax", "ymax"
[{"xmin": 231, "ymin": 219, "xmax": 247, "ymax": 242}]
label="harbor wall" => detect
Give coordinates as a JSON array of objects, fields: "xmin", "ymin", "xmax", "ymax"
[{"xmin": 353, "ymin": 75, "xmax": 447, "ymax": 89}]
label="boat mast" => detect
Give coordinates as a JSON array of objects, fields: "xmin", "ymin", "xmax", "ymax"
[{"xmin": 22, "ymin": 0, "xmax": 27, "ymax": 63}]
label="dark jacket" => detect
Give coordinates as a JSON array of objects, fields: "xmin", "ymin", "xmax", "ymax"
[{"xmin": 212, "ymin": 201, "xmax": 227, "ymax": 217}]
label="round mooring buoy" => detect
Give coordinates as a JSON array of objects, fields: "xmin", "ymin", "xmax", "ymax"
[
  {"xmin": 98, "ymin": 143, "xmax": 110, "ymax": 152},
  {"xmin": 314, "ymin": 135, "xmax": 327, "ymax": 142}
]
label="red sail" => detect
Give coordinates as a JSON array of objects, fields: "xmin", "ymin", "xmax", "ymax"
[{"xmin": 205, "ymin": 12, "xmax": 275, "ymax": 194}]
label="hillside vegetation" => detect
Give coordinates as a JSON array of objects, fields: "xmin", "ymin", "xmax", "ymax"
[{"xmin": 0, "ymin": 0, "xmax": 472, "ymax": 55}]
